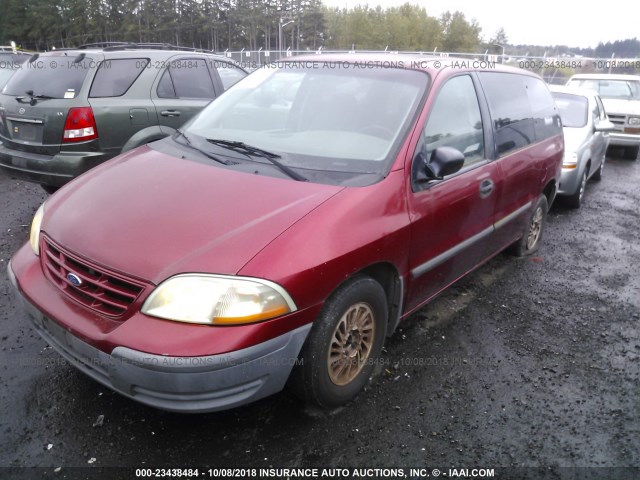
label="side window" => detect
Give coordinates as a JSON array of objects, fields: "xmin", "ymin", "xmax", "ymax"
[
  {"xmin": 214, "ymin": 62, "xmax": 246, "ymax": 90},
  {"xmin": 524, "ymin": 77, "xmax": 562, "ymax": 141},
  {"xmin": 165, "ymin": 59, "xmax": 215, "ymax": 99},
  {"xmin": 89, "ymin": 58, "xmax": 149, "ymax": 98},
  {"xmin": 478, "ymin": 72, "xmax": 535, "ymax": 157},
  {"xmin": 422, "ymin": 75, "xmax": 485, "ymax": 168}
]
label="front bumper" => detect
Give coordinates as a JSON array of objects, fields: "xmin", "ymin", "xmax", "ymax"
[
  {"xmin": 608, "ymin": 132, "xmax": 640, "ymax": 148},
  {"xmin": 558, "ymin": 166, "xmax": 583, "ymax": 196},
  {"xmin": 0, "ymin": 143, "xmax": 111, "ymax": 187},
  {"xmin": 8, "ymin": 261, "xmax": 311, "ymax": 413}
]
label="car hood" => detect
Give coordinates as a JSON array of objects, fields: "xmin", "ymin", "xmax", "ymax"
[
  {"xmin": 562, "ymin": 127, "xmax": 590, "ymax": 153},
  {"xmin": 42, "ymin": 146, "xmax": 342, "ymax": 284},
  {"xmin": 601, "ymin": 98, "xmax": 640, "ymax": 116}
]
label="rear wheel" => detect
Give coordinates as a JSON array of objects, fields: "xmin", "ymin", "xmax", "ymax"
[
  {"xmin": 566, "ymin": 171, "xmax": 587, "ymax": 209},
  {"xmin": 290, "ymin": 276, "xmax": 387, "ymax": 407},
  {"xmin": 512, "ymin": 195, "xmax": 549, "ymax": 257}
]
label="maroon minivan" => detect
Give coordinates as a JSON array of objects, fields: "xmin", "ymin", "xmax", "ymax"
[{"xmin": 9, "ymin": 55, "xmax": 563, "ymax": 412}]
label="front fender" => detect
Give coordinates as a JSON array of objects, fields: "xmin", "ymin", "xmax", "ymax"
[{"xmin": 578, "ymin": 146, "xmax": 592, "ymax": 175}]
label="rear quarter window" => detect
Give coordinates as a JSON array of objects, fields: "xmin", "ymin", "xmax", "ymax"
[
  {"xmin": 89, "ymin": 58, "xmax": 149, "ymax": 98},
  {"xmin": 213, "ymin": 62, "xmax": 247, "ymax": 90},
  {"xmin": 159, "ymin": 59, "xmax": 215, "ymax": 99}
]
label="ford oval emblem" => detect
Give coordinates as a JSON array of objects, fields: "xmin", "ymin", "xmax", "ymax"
[{"xmin": 66, "ymin": 273, "xmax": 82, "ymax": 287}]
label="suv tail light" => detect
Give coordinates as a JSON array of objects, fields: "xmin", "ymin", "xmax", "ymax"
[{"xmin": 62, "ymin": 107, "xmax": 98, "ymax": 143}]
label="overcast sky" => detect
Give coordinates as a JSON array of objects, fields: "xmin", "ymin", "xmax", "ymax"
[{"xmin": 322, "ymin": 0, "xmax": 639, "ymax": 49}]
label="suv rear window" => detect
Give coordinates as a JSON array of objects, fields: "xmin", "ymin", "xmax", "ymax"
[
  {"xmin": 89, "ymin": 58, "xmax": 149, "ymax": 97},
  {"xmin": 3, "ymin": 57, "xmax": 93, "ymax": 99}
]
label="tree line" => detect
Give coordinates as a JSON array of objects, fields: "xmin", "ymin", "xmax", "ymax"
[
  {"xmin": 0, "ymin": 1, "xmax": 482, "ymax": 53},
  {"xmin": 1, "ymin": 1, "xmax": 637, "ymax": 57}
]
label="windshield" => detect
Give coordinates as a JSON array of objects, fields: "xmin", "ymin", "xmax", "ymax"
[
  {"xmin": 183, "ymin": 61, "xmax": 428, "ymax": 185},
  {"xmin": 552, "ymin": 92, "xmax": 588, "ymax": 128},
  {"xmin": 567, "ymin": 79, "xmax": 640, "ymax": 100},
  {"xmin": 2, "ymin": 55, "xmax": 95, "ymax": 98}
]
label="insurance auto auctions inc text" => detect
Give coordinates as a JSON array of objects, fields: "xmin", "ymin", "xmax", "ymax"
[{"xmin": 203, "ymin": 467, "xmax": 495, "ymax": 478}]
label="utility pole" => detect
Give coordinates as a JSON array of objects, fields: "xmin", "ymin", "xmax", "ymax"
[{"xmin": 279, "ymin": 18, "xmax": 294, "ymax": 58}]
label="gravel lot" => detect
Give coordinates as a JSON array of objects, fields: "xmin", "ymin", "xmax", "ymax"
[{"xmin": 0, "ymin": 151, "xmax": 638, "ymax": 480}]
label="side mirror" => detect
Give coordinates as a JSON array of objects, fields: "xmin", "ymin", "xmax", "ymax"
[
  {"xmin": 424, "ymin": 146, "xmax": 465, "ymax": 180},
  {"xmin": 595, "ymin": 119, "xmax": 615, "ymax": 132}
]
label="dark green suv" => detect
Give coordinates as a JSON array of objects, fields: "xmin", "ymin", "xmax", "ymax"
[{"xmin": 0, "ymin": 43, "xmax": 247, "ymax": 192}]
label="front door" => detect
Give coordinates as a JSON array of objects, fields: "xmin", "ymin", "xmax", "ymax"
[{"xmin": 406, "ymin": 74, "xmax": 499, "ymax": 313}]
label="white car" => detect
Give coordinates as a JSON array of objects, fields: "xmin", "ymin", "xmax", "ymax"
[
  {"xmin": 566, "ymin": 74, "xmax": 640, "ymax": 160},
  {"xmin": 550, "ymin": 85, "xmax": 614, "ymax": 208}
]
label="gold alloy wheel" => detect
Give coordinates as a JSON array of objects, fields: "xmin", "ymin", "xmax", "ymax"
[
  {"xmin": 526, "ymin": 206, "xmax": 544, "ymax": 251},
  {"xmin": 327, "ymin": 302, "xmax": 376, "ymax": 386}
]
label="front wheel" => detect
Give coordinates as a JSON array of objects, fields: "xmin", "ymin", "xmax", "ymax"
[
  {"xmin": 290, "ymin": 276, "xmax": 388, "ymax": 407},
  {"xmin": 511, "ymin": 195, "xmax": 549, "ymax": 257},
  {"xmin": 566, "ymin": 171, "xmax": 587, "ymax": 209},
  {"xmin": 592, "ymin": 158, "xmax": 604, "ymax": 181}
]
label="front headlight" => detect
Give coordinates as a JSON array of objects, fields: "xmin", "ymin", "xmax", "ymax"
[
  {"xmin": 141, "ymin": 274, "xmax": 297, "ymax": 325},
  {"xmin": 628, "ymin": 116, "xmax": 640, "ymax": 126},
  {"xmin": 562, "ymin": 152, "xmax": 578, "ymax": 169},
  {"xmin": 29, "ymin": 204, "xmax": 45, "ymax": 256}
]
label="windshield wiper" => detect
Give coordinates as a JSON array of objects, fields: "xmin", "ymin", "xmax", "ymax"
[
  {"xmin": 16, "ymin": 91, "xmax": 55, "ymax": 105},
  {"xmin": 173, "ymin": 130, "xmax": 234, "ymax": 166},
  {"xmin": 206, "ymin": 138, "xmax": 307, "ymax": 182}
]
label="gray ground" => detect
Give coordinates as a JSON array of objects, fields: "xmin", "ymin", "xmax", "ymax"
[{"xmin": 0, "ymin": 150, "xmax": 638, "ymax": 479}]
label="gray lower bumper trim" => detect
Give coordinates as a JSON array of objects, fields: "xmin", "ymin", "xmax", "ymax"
[{"xmin": 8, "ymin": 261, "xmax": 311, "ymax": 413}]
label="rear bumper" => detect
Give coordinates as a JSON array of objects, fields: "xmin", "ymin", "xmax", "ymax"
[
  {"xmin": 8, "ymin": 260, "xmax": 312, "ymax": 413},
  {"xmin": 0, "ymin": 143, "xmax": 111, "ymax": 186}
]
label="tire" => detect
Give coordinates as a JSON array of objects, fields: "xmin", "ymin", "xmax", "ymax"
[
  {"xmin": 566, "ymin": 170, "xmax": 587, "ymax": 209},
  {"xmin": 41, "ymin": 184, "xmax": 59, "ymax": 195},
  {"xmin": 511, "ymin": 194, "xmax": 549, "ymax": 257},
  {"xmin": 624, "ymin": 146, "xmax": 639, "ymax": 160},
  {"xmin": 290, "ymin": 275, "xmax": 388, "ymax": 407},
  {"xmin": 592, "ymin": 158, "xmax": 604, "ymax": 181}
]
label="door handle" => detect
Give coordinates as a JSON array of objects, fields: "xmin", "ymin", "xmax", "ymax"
[
  {"xmin": 161, "ymin": 110, "xmax": 181, "ymax": 117},
  {"xmin": 479, "ymin": 179, "xmax": 494, "ymax": 198}
]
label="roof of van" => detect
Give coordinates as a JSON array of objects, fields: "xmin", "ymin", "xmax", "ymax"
[{"xmin": 281, "ymin": 53, "xmax": 537, "ymax": 76}]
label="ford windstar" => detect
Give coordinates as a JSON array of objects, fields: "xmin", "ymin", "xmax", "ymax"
[{"xmin": 9, "ymin": 55, "xmax": 563, "ymax": 412}]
